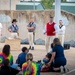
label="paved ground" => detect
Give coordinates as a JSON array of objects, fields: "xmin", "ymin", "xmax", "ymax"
[{"xmin": 0, "ymin": 43, "xmax": 75, "ymax": 75}]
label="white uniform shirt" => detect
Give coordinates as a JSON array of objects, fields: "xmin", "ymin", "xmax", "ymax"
[
  {"xmin": 0, "ymin": 23, "xmax": 2, "ymax": 31},
  {"xmin": 57, "ymin": 25, "xmax": 65, "ymax": 35},
  {"xmin": 0, "ymin": 23, "xmax": 2, "ymax": 28},
  {"xmin": 0, "ymin": 23, "xmax": 2, "ymax": 35}
]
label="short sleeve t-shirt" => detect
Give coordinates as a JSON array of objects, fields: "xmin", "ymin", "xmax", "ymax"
[
  {"xmin": 22, "ymin": 62, "xmax": 40, "ymax": 75},
  {"xmin": 0, "ymin": 53, "xmax": 6, "ymax": 67},
  {"xmin": 53, "ymin": 45, "xmax": 65, "ymax": 59},
  {"xmin": 8, "ymin": 25, "xmax": 18, "ymax": 32},
  {"xmin": 7, "ymin": 54, "xmax": 13, "ymax": 65},
  {"xmin": 27, "ymin": 22, "xmax": 36, "ymax": 32}
]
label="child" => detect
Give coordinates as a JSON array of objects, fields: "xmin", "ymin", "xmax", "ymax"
[
  {"xmin": 16, "ymin": 47, "xmax": 28, "ymax": 68},
  {"xmin": 37, "ymin": 43, "xmax": 54, "ymax": 72},
  {"xmin": 41, "ymin": 53, "xmax": 52, "ymax": 72},
  {"xmin": 0, "ymin": 59, "xmax": 19, "ymax": 75},
  {"xmin": 0, "ymin": 52, "xmax": 6, "ymax": 67},
  {"xmin": 2, "ymin": 44, "xmax": 13, "ymax": 65},
  {"xmin": 22, "ymin": 53, "xmax": 40, "ymax": 75}
]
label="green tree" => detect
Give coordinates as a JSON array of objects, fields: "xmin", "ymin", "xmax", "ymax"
[
  {"xmin": 41, "ymin": 0, "xmax": 54, "ymax": 9},
  {"xmin": 41, "ymin": 0, "xmax": 67, "ymax": 9}
]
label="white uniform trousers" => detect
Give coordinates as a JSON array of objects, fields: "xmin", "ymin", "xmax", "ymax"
[
  {"xmin": 58, "ymin": 34, "xmax": 64, "ymax": 46},
  {"xmin": 11, "ymin": 32, "xmax": 18, "ymax": 39},
  {"xmin": 28, "ymin": 32, "xmax": 34, "ymax": 48},
  {"xmin": 45, "ymin": 36, "xmax": 55, "ymax": 52}
]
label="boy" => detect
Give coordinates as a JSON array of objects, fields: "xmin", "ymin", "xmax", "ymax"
[
  {"xmin": 37, "ymin": 43, "xmax": 54, "ymax": 72},
  {"xmin": 16, "ymin": 47, "xmax": 28, "ymax": 68}
]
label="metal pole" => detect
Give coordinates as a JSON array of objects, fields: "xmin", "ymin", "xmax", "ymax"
[
  {"xmin": 10, "ymin": 0, "xmax": 11, "ymax": 10},
  {"xmin": 33, "ymin": 0, "xmax": 35, "ymax": 10},
  {"xmin": 55, "ymin": 0, "xmax": 61, "ymax": 25}
]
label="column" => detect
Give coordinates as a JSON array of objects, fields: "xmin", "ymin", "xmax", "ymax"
[{"xmin": 55, "ymin": 0, "xmax": 61, "ymax": 25}]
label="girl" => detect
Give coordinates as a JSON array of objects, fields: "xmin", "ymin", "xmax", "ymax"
[
  {"xmin": 2, "ymin": 44, "xmax": 13, "ymax": 65},
  {"xmin": 22, "ymin": 53, "xmax": 40, "ymax": 75}
]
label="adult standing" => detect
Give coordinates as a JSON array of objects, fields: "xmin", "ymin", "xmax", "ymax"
[
  {"xmin": 43, "ymin": 16, "xmax": 58, "ymax": 52},
  {"xmin": 27, "ymin": 17, "xmax": 36, "ymax": 50},
  {"xmin": 8, "ymin": 19, "xmax": 19, "ymax": 39},
  {"xmin": 57, "ymin": 20, "xmax": 66, "ymax": 46}
]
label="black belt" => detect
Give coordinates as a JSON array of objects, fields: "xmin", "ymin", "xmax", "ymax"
[
  {"xmin": 13, "ymin": 31, "xmax": 17, "ymax": 32},
  {"xmin": 28, "ymin": 31, "xmax": 33, "ymax": 32}
]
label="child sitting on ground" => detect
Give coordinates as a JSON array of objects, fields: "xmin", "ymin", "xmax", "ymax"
[
  {"xmin": 0, "ymin": 52, "xmax": 6, "ymax": 67},
  {"xmin": 16, "ymin": 47, "xmax": 29, "ymax": 68},
  {"xmin": 0, "ymin": 59, "xmax": 20, "ymax": 75},
  {"xmin": 37, "ymin": 43, "xmax": 54, "ymax": 72},
  {"xmin": 22, "ymin": 53, "xmax": 41, "ymax": 75},
  {"xmin": 2, "ymin": 44, "xmax": 13, "ymax": 65},
  {"xmin": 41, "ymin": 53, "xmax": 52, "ymax": 72}
]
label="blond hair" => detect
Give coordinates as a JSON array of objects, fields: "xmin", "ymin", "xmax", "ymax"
[{"xmin": 26, "ymin": 53, "xmax": 33, "ymax": 73}]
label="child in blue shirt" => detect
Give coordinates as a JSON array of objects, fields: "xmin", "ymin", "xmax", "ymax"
[
  {"xmin": 16, "ymin": 47, "xmax": 28, "ymax": 68},
  {"xmin": 37, "ymin": 43, "xmax": 54, "ymax": 72}
]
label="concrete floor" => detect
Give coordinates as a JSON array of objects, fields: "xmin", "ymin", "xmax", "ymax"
[{"xmin": 0, "ymin": 43, "xmax": 75, "ymax": 75}]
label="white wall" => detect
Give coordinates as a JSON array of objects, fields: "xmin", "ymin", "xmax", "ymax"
[{"xmin": 0, "ymin": 10, "xmax": 75, "ymax": 41}]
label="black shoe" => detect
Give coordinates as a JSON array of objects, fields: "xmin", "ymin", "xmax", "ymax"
[
  {"xmin": 31, "ymin": 47, "xmax": 34, "ymax": 50},
  {"xmin": 29, "ymin": 46, "xmax": 31, "ymax": 50}
]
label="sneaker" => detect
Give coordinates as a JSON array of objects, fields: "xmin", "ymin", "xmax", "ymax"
[
  {"xmin": 29, "ymin": 46, "xmax": 31, "ymax": 50},
  {"xmin": 60, "ymin": 66, "xmax": 64, "ymax": 73},
  {"xmin": 31, "ymin": 47, "xmax": 34, "ymax": 50},
  {"xmin": 64, "ymin": 65, "xmax": 69, "ymax": 73}
]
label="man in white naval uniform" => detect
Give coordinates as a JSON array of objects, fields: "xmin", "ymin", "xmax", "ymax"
[{"xmin": 57, "ymin": 20, "xmax": 66, "ymax": 46}]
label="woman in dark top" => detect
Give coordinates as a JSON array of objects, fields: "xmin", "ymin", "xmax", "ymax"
[{"xmin": 48, "ymin": 38, "xmax": 67, "ymax": 72}]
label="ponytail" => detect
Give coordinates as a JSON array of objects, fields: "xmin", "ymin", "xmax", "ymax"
[
  {"xmin": 26, "ymin": 59, "xmax": 32, "ymax": 74},
  {"xmin": 26, "ymin": 53, "xmax": 33, "ymax": 74}
]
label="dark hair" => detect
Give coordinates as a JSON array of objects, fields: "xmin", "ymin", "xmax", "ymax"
[
  {"xmin": 46, "ymin": 53, "xmax": 52, "ymax": 59},
  {"xmin": 12, "ymin": 19, "xmax": 17, "ymax": 23},
  {"xmin": 2, "ymin": 44, "xmax": 10, "ymax": 57},
  {"xmin": 53, "ymin": 38, "xmax": 61, "ymax": 46},
  {"xmin": 49, "ymin": 15, "xmax": 53, "ymax": 18},
  {"xmin": 3, "ymin": 59, "xmax": 9, "ymax": 66},
  {"xmin": 22, "ymin": 47, "xmax": 27, "ymax": 52}
]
